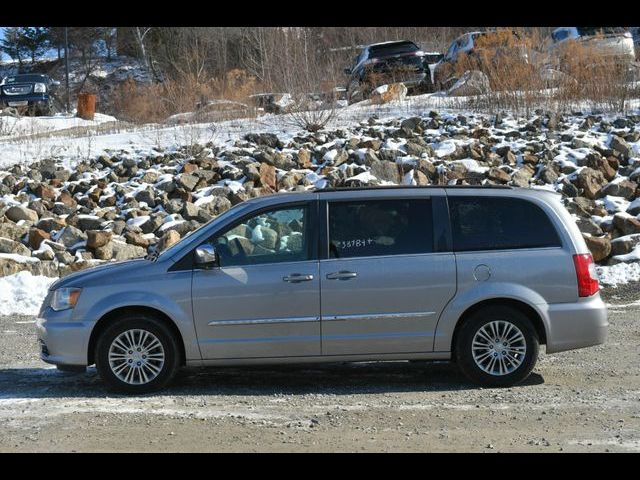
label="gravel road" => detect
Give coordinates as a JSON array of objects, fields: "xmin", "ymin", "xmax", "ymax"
[{"xmin": 1, "ymin": 287, "xmax": 639, "ymax": 452}]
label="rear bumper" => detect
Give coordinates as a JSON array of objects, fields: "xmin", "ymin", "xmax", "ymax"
[
  {"xmin": 544, "ymin": 295, "xmax": 608, "ymax": 354},
  {"xmin": 36, "ymin": 307, "xmax": 91, "ymax": 366}
]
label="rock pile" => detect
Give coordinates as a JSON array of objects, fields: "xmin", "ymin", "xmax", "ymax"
[{"xmin": 1, "ymin": 109, "xmax": 639, "ymax": 277}]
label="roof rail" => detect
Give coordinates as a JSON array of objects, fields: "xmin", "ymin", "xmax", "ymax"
[{"xmin": 313, "ymin": 185, "xmax": 514, "ymax": 193}]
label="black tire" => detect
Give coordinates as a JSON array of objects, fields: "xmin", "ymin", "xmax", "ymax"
[
  {"xmin": 455, "ymin": 305, "xmax": 539, "ymax": 388},
  {"xmin": 39, "ymin": 101, "xmax": 55, "ymax": 116},
  {"xmin": 95, "ymin": 313, "xmax": 181, "ymax": 394}
]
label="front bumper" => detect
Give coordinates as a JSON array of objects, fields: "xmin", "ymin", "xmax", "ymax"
[
  {"xmin": 544, "ymin": 295, "xmax": 608, "ymax": 354},
  {"xmin": 36, "ymin": 307, "xmax": 91, "ymax": 366},
  {"xmin": 0, "ymin": 94, "xmax": 50, "ymax": 108}
]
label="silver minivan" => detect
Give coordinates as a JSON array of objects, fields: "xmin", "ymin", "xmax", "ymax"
[{"xmin": 36, "ymin": 186, "xmax": 608, "ymax": 393}]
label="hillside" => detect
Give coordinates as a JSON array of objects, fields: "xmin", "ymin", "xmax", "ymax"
[{"xmin": 1, "ymin": 91, "xmax": 640, "ymax": 313}]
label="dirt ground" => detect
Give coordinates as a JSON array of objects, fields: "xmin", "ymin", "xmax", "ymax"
[{"xmin": 1, "ymin": 286, "xmax": 639, "ymax": 452}]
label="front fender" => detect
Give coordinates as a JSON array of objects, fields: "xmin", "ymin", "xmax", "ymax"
[
  {"xmin": 432, "ymin": 282, "xmax": 550, "ymax": 352},
  {"xmin": 76, "ymin": 272, "xmax": 200, "ymax": 361}
]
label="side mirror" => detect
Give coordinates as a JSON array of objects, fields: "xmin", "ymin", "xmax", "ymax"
[
  {"xmin": 51, "ymin": 80, "xmax": 61, "ymax": 87},
  {"xmin": 194, "ymin": 244, "xmax": 219, "ymax": 269}
]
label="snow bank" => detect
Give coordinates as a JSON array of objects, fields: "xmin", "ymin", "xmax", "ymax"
[
  {"xmin": 597, "ymin": 263, "xmax": 640, "ymax": 287},
  {"xmin": 0, "ymin": 271, "xmax": 56, "ymax": 316},
  {"xmin": 0, "ymin": 113, "xmax": 117, "ymax": 139}
]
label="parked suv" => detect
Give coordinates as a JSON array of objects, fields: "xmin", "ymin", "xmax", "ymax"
[
  {"xmin": 344, "ymin": 41, "xmax": 433, "ymax": 104},
  {"xmin": 432, "ymin": 30, "xmax": 529, "ymax": 91},
  {"xmin": 0, "ymin": 73, "xmax": 60, "ymax": 116},
  {"xmin": 37, "ymin": 186, "xmax": 608, "ymax": 393},
  {"xmin": 549, "ymin": 27, "xmax": 636, "ymax": 65}
]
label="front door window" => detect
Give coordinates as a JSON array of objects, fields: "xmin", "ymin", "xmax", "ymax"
[{"xmin": 212, "ymin": 206, "xmax": 310, "ymax": 267}]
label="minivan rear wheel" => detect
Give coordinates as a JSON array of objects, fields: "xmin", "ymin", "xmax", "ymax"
[
  {"xmin": 95, "ymin": 314, "xmax": 180, "ymax": 394},
  {"xmin": 455, "ymin": 305, "xmax": 539, "ymax": 388}
]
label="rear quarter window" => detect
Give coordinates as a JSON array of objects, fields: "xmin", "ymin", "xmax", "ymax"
[
  {"xmin": 448, "ymin": 197, "xmax": 561, "ymax": 252},
  {"xmin": 329, "ymin": 198, "xmax": 433, "ymax": 259}
]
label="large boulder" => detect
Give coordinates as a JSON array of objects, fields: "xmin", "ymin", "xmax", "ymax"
[
  {"xmin": 575, "ymin": 168, "xmax": 607, "ymax": 200},
  {"xmin": 586, "ymin": 155, "xmax": 617, "ymax": 181},
  {"xmin": 177, "ymin": 173, "xmax": 199, "ymax": 191},
  {"xmin": 400, "ymin": 117, "xmax": 424, "ymax": 135},
  {"xmin": 87, "ymin": 230, "xmax": 113, "ymax": 249},
  {"xmin": 611, "ymin": 234, "xmax": 640, "ymax": 256},
  {"xmin": 258, "ymin": 163, "xmax": 277, "ymax": 190},
  {"xmin": 583, "ymin": 235, "xmax": 611, "ymax": 262},
  {"xmin": 111, "ymin": 241, "xmax": 146, "ymax": 261},
  {"xmin": 609, "ymin": 135, "xmax": 633, "ymax": 159},
  {"xmin": 200, "ymin": 196, "xmax": 232, "ymax": 217},
  {"xmin": 124, "ymin": 231, "xmax": 151, "ymax": 249},
  {"xmin": 370, "ymin": 83, "xmax": 408, "ymax": 104},
  {"xmin": 158, "ymin": 230, "xmax": 181, "ymax": 251},
  {"xmin": 244, "ymin": 132, "xmax": 281, "ymax": 148},
  {"xmin": 488, "ymin": 168, "xmax": 511, "ymax": 183},
  {"xmin": 296, "ymin": 149, "xmax": 313, "ymax": 168},
  {"xmin": 0, "ymin": 256, "xmax": 41, "ymax": 276},
  {"xmin": 613, "ymin": 213, "xmax": 640, "ymax": 235},
  {"xmin": 57, "ymin": 226, "xmax": 87, "ymax": 250},
  {"xmin": 5, "ymin": 205, "xmax": 38, "ymax": 223},
  {"xmin": 37, "ymin": 217, "xmax": 66, "ymax": 233},
  {"xmin": 28, "ymin": 228, "xmax": 51, "ymax": 250},
  {"xmin": 0, "ymin": 221, "xmax": 29, "ymax": 242},
  {"xmin": 511, "ymin": 165, "xmax": 535, "ymax": 187},
  {"xmin": 598, "ymin": 179, "xmax": 637, "ymax": 200},
  {"xmin": 627, "ymin": 198, "xmax": 640, "ymax": 216},
  {"xmin": 0, "ymin": 237, "xmax": 31, "ymax": 256},
  {"xmin": 447, "ymin": 70, "xmax": 490, "ymax": 97},
  {"xmin": 93, "ymin": 242, "xmax": 114, "ymax": 260},
  {"xmin": 76, "ymin": 215, "xmax": 104, "ymax": 232},
  {"xmin": 575, "ymin": 217, "xmax": 603, "ymax": 236},
  {"xmin": 369, "ymin": 160, "xmax": 401, "ymax": 184}
]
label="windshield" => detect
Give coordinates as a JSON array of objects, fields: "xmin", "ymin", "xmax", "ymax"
[
  {"xmin": 369, "ymin": 42, "xmax": 419, "ymax": 58},
  {"xmin": 156, "ymin": 200, "xmax": 255, "ymax": 260},
  {"xmin": 3, "ymin": 74, "xmax": 48, "ymax": 84}
]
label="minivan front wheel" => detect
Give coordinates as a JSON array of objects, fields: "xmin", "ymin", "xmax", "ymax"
[
  {"xmin": 95, "ymin": 314, "xmax": 180, "ymax": 393},
  {"xmin": 455, "ymin": 306, "xmax": 539, "ymax": 387}
]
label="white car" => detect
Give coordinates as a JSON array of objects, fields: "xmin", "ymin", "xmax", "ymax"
[{"xmin": 549, "ymin": 27, "xmax": 636, "ymax": 64}]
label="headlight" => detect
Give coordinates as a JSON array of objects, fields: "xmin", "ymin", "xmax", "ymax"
[
  {"xmin": 34, "ymin": 82, "xmax": 46, "ymax": 93},
  {"xmin": 51, "ymin": 288, "xmax": 82, "ymax": 311}
]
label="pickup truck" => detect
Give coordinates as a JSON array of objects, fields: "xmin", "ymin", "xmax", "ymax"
[{"xmin": 0, "ymin": 73, "xmax": 60, "ymax": 116}]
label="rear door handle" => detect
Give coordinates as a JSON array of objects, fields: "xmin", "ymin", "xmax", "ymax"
[
  {"xmin": 283, "ymin": 273, "xmax": 314, "ymax": 283},
  {"xmin": 326, "ymin": 271, "xmax": 358, "ymax": 280}
]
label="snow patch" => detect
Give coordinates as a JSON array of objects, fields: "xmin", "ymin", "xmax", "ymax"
[
  {"xmin": 0, "ymin": 272, "xmax": 56, "ymax": 316},
  {"xmin": 597, "ymin": 263, "xmax": 640, "ymax": 286}
]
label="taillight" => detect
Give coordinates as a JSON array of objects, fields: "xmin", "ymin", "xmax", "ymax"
[{"xmin": 573, "ymin": 254, "xmax": 600, "ymax": 297}]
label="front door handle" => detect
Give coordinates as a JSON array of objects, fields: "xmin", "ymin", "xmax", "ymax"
[
  {"xmin": 326, "ymin": 271, "xmax": 358, "ymax": 280},
  {"xmin": 283, "ymin": 273, "xmax": 314, "ymax": 283}
]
